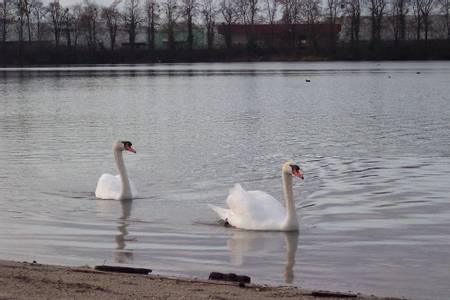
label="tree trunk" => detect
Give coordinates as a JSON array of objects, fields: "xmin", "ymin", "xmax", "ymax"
[
  {"xmin": 399, "ymin": 11, "xmax": 406, "ymax": 40},
  {"xmin": 1, "ymin": 16, "xmax": 6, "ymax": 43},
  {"xmin": 26, "ymin": 13, "xmax": 32, "ymax": 42},
  {"xmin": 187, "ymin": 15, "xmax": 193, "ymax": 50},
  {"xmin": 168, "ymin": 25, "xmax": 175, "ymax": 50},
  {"xmin": 416, "ymin": 17, "xmax": 421, "ymax": 40},
  {"xmin": 66, "ymin": 27, "xmax": 71, "ymax": 47},
  {"xmin": 423, "ymin": 15, "xmax": 429, "ymax": 40},
  {"xmin": 110, "ymin": 27, "xmax": 115, "ymax": 51},
  {"xmin": 150, "ymin": 18, "xmax": 155, "ymax": 50},
  {"xmin": 206, "ymin": 22, "xmax": 214, "ymax": 49},
  {"xmin": 225, "ymin": 25, "xmax": 232, "ymax": 49}
]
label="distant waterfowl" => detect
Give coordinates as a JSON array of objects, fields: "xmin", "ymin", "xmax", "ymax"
[
  {"xmin": 210, "ymin": 161, "xmax": 304, "ymax": 231},
  {"xmin": 95, "ymin": 141, "xmax": 137, "ymax": 200},
  {"xmin": 306, "ymin": 79, "xmax": 311, "ymax": 82}
]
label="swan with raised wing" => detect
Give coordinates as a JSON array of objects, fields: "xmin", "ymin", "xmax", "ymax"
[
  {"xmin": 95, "ymin": 141, "xmax": 137, "ymax": 200},
  {"xmin": 210, "ymin": 161, "xmax": 304, "ymax": 231}
]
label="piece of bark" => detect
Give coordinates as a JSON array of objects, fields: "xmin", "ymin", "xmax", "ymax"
[
  {"xmin": 208, "ymin": 272, "xmax": 251, "ymax": 284},
  {"xmin": 94, "ymin": 265, "xmax": 152, "ymax": 275},
  {"xmin": 310, "ymin": 290, "xmax": 357, "ymax": 298}
]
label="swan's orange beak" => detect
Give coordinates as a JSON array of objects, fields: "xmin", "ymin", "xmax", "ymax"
[
  {"xmin": 293, "ymin": 169, "xmax": 304, "ymax": 180},
  {"xmin": 125, "ymin": 144, "xmax": 136, "ymax": 153}
]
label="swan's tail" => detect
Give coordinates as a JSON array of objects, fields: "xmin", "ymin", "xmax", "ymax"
[
  {"xmin": 208, "ymin": 204, "xmax": 231, "ymax": 222},
  {"xmin": 230, "ymin": 183, "xmax": 244, "ymax": 194}
]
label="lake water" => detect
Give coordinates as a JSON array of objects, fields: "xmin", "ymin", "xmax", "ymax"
[{"xmin": 1, "ymin": 62, "xmax": 449, "ymax": 300}]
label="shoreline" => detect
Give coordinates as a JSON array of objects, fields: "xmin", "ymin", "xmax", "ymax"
[
  {"xmin": 0, "ymin": 260, "xmax": 404, "ymax": 300},
  {"xmin": 1, "ymin": 40, "xmax": 450, "ymax": 66}
]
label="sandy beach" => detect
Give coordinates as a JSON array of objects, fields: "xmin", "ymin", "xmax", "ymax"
[{"xmin": 0, "ymin": 260, "xmax": 403, "ymax": 300}]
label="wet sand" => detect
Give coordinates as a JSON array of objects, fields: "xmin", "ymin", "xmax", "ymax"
[{"xmin": 0, "ymin": 260, "xmax": 402, "ymax": 300}]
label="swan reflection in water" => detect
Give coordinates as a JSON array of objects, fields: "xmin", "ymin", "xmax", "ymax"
[
  {"xmin": 115, "ymin": 199, "xmax": 136, "ymax": 263},
  {"xmin": 95, "ymin": 198, "xmax": 135, "ymax": 263},
  {"xmin": 227, "ymin": 230, "xmax": 299, "ymax": 283}
]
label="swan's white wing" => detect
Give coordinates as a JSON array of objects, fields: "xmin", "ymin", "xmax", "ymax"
[
  {"xmin": 95, "ymin": 174, "xmax": 121, "ymax": 200},
  {"xmin": 225, "ymin": 184, "xmax": 286, "ymax": 230},
  {"xmin": 95, "ymin": 174, "xmax": 138, "ymax": 200}
]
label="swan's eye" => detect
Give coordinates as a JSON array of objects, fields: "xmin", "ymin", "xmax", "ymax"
[
  {"xmin": 289, "ymin": 164, "xmax": 300, "ymax": 172},
  {"xmin": 290, "ymin": 164, "xmax": 303, "ymax": 179}
]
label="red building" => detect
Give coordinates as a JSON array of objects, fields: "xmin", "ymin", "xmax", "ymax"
[{"xmin": 216, "ymin": 23, "xmax": 342, "ymax": 49}]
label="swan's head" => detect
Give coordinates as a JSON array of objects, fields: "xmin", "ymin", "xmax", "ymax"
[
  {"xmin": 283, "ymin": 161, "xmax": 304, "ymax": 180},
  {"xmin": 113, "ymin": 141, "xmax": 136, "ymax": 153}
]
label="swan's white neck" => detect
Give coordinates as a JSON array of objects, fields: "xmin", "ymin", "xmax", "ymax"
[
  {"xmin": 282, "ymin": 171, "xmax": 299, "ymax": 230},
  {"xmin": 114, "ymin": 149, "xmax": 132, "ymax": 200}
]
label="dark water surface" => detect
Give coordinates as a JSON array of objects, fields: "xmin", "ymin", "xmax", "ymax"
[{"xmin": 1, "ymin": 62, "xmax": 449, "ymax": 299}]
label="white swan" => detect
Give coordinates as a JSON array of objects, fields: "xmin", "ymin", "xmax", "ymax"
[
  {"xmin": 95, "ymin": 141, "xmax": 137, "ymax": 200},
  {"xmin": 210, "ymin": 161, "xmax": 304, "ymax": 231}
]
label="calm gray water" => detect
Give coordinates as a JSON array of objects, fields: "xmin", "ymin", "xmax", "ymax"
[{"xmin": 1, "ymin": 62, "xmax": 449, "ymax": 299}]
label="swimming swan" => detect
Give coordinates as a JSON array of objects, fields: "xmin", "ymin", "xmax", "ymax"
[
  {"xmin": 210, "ymin": 161, "xmax": 304, "ymax": 231},
  {"xmin": 95, "ymin": 141, "xmax": 137, "ymax": 200}
]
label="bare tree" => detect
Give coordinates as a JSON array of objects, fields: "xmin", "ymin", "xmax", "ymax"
[
  {"xmin": 70, "ymin": 4, "xmax": 83, "ymax": 48},
  {"xmin": 30, "ymin": 0, "xmax": 46, "ymax": 41},
  {"xmin": 25, "ymin": 0, "xmax": 32, "ymax": 41},
  {"xmin": 234, "ymin": 0, "xmax": 249, "ymax": 23},
  {"xmin": 325, "ymin": 0, "xmax": 340, "ymax": 49},
  {"xmin": 63, "ymin": 6, "xmax": 73, "ymax": 46},
  {"xmin": 280, "ymin": 0, "xmax": 301, "ymax": 24},
  {"xmin": 16, "ymin": 0, "xmax": 26, "ymax": 42},
  {"xmin": 326, "ymin": 0, "xmax": 340, "ymax": 25},
  {"xmin": 234, "ymin": 0, "xmax": 258, "ymax": 48},
  {"xmin": 301, "ymin": 0, "xmax": 321, "ymax": 50},
  {"xmin": 144, "ymin": 0, "xmax": 158, "ymax": 50},
  {"xmin": 162, "ymin": 0, "xmax": 179, "ymax": 50},
  {"xmin": 390, "ymin": 0, "xmax": 409, "ymax": 42},
  {"xmin": 123, "ymin": 0, "xmax": 142, "ymax": 47},
  {"xmin": 80, "ymin": 0, "xmax": 100, "ymax": 50},
  {"xmin": 63, "ymin": 4, "xmax": 83, "ymax": 48},
  {"xmin": 47, "ymin": 0, "xmax": 68, "ymax": 47},
  {"xmin": 1, "ymin": 0, "xmax": 14, "ymax": 43},
  {"xmin": 279, "ymin": 0, "xmax": 302, "ymax": 48},
  {"xmin": 368, "ymin": 0, "xmax": 387, "ymax": 44},
  {"xmin": 412, "ymin": 0, "xmax": 423, "ymax": 39},
  {"xmin": 346, "ymin": 0, "xmax": 361, "ymax": 44},
  {"xmin": 200, "ymin": 0, "xmax": 217, "ymax": 49},
  {"xmin": 264, "ymin": 0, "xmax": 277, "ymax": 47},
  {"xmin": 264, "ymin": 0, "xmax": 276, "ymax": 24},
  {"xmin": 101, "ymin": 0, "xmax": 121, "ymax": 51},
  {"xmin": 439, "ymin": 0, "xmax": 449, "ymax": 39},
  {"xmin": 235, "ymin": 0, "xmax": 259, "ymax": 25},
  {"xmin": 303, "ymin": 0, "xmax": 321, "ymax": 24},
  {"xmin": 18, "ymin": 0, "xmax": 33, "ymax": 42},
  {"xmin": 181, "ymin": 0, "xmax": 196, "ymax": 50},
  {"xmin": 219, "ymin": 0, "xmax": 237, "ymax": 49},
  {"xmin": 248, "ymin": 0, "xmax": 258, "ymax": 48},
  {"xmin": 420, "ymin": 0, "xmax": 435, "ymax": 40}
]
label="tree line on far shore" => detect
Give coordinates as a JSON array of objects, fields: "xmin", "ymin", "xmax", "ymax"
[{"xmin": 1, "ymin": 0, "xmax": 450, "ymax": 64}]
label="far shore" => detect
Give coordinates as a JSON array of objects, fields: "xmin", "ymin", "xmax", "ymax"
[
  {"xmin": 0, "ymin": 259, "xmax": 406, "ymax": 300},
  {"xmin": 1, "ymin": 39, "xmax": 450, "ymax": 67}
]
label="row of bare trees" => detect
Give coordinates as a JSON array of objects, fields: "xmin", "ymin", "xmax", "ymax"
[
  {"xmin": 344, "ymin": 0, "xmax": 450, "ymax": 46},
  {"xmin": 1, "ymin": 0, "xmax": 449, "ymax": 52}
]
